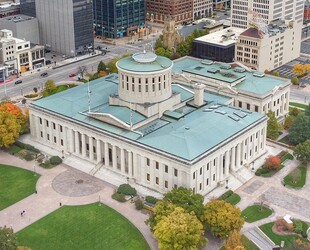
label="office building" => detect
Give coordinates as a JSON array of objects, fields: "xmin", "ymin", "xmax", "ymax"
[
  {"xmin": 235, "ymin": 20, "xmax": 301, "ymax": 72},
  {"xmin": 20, "ymin": 0, "xmax": 36, "ymax": 17},
  {"xmin": 93, "ymin": 0, "xmax": 145, "ymax": 39},
  {"xmin": 146, "ymin": 0, "xmax": 193, "ymax": 25},
  {"xmin": 35, "ymin": 0, "xmax": 93, "ymax": 56},
  {"xmin": 193, "ymin": 0, "xmax": 212, "ymax": 19},
  {"xmin": 231, "ymin": 0, "xmax": 304, "ymax": 29},
  {"xmin": 213, "ymin": 0, "xmax": 230, "ymax": 10},
  {"xmin": 0, "ymin": 14, "xmax": 39, "ymax": 44}
]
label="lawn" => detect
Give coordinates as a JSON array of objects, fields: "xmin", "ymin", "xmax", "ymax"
[
  {"xmin": 259, "ymin": 222, "xmax": 306, "ymax": 250},
  {"xmin": 241, "ymin": 205, "xmax": 272, "ymax": 223},
  {"xmin": 16, "ymin": 203, "xmax": 150, "ymax": 250},
  {"xmin": 0, "ymin": 164, "xmax": 39, "ymax": 211},
  {"xmin": 219, "ymin": 190, "xmax": 241, "ymax": 205},
  {"xmin": 284, "ymin": 166, "xmax": 307, "ymax": 189},
  {"xmin": 289, "ymin": 102, "xmax": 308, "ymax": 110},
  {"xmin": 280, "ymin": 153, "xmax": 294, "ymax": 163},
  {"xmin": 241, "ymin": 235, "xmax": 260, "ymax": 250}
]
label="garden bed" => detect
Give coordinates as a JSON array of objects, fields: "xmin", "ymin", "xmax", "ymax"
[
  {"xmin": 241, "ymin": 204, "xmax": 272, "ymax": 223},
  {"xmin": 219, "ymin": 190, "xmax": 241, "ymax": 205},
  {"xmin": 283, "ymin": 166, "xmax": 307, "ymax": 189}
]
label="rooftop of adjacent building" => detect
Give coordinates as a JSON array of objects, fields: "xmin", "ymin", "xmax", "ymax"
[
  {"xmin": 30, "ymin": 73, "xmax": 265, "ymax": 162},
  {"xmin": 194, "ymin": 27, "xmax": 245, "ymax": 46},
  {"xmin": 0, "ymin": 29, "xmax": 28, "ymax": 44},
  {"xmin": 0, "ymin": 14, "xmax": 36, "ymax": 23},
  {"xmin": 172, "ymin": 56, "xmax": 289, "ymax": 96}
]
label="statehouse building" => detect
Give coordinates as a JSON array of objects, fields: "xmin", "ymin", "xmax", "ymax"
[{"xmin": 29, "ymin": 52, "xmax": 290, "ymax": 196}]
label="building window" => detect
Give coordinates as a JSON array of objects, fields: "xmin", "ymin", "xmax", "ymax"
[
  {"xmin": 147, "ymin": 173, "xmax": 150, "ymax": 181},
  {"xmin": 54, "ymin": 137, "xmax": 56, "ymax": 143},
  {"xmin": 156, "ymin": 162, "xmax": 159, "ymax": 169},
  {"xmin": 40, "ymin": 131, "xmax": 43, "ymax": 137},
  {"xmin": 207, "ymin": 163, "xmax": 209, "ymax": 171},
  {"xmin": 39, "ymin": 118, "xmax": 42, "ymax": 124},
  {"xmin": 247, "ymin": 103, "xmax": 250, "ymax": 110},
  {"xmin": 165, "ymin": 181, "xmax": 168, "ymax": 188},
  {"xmin": 174, "ymin": 184, "xmax": 178, "ymax": 189},
  {"xmin": 46, "ymin": 120, "xmax": 49, "ymax": 127},
  {"xmin": 146, "ymin": 158, "xmax": 150, "ymax": 166},
  {"xmin": 156, "ymin": 177, "xmax": 159, "ymax": 184},
  {"xmin": 61, "ymin": 139, "xmax": 63, "ymax": 146},
  {"xmin": 199, "ymin": 183, "xmax": 202, "ymax": 190},
  {"xmin": 200, "ymin": 167, "xmax": 202, "ymax": 175},
  {"xmin": 47, "ymin": 134, "xmax": 50, "ymax": 140},
  {"xmin": 255, "ymin": 106, "xmax": 258, "ymax": 112},
  {"xmin": 213, "ymin": 174, "xmax": 215, "ymax": 181},
  {"xmin": 239, "ymin": 101, "xmax": 242, "ymax": 108},
  {"xmin": 193, "ymin": 172, "xmax": 196, "ymax": 179},
  {"xmin": 165, "ymin": 165, "xmax": 168, "ymax": 173},
  {"xmin": 60, "ymin": 125, "xmax": 63, "ymax": 132},
  {"xmin": 53, "ymin": 123, "xmax": 56, "ymax": 130},
  {"xmin": 174, "ymin": 169, "xmax": 178, "ymax": 177},
  {"xmin": 206, "ymin": 178, "xmax": 209, "ymax": 186}
]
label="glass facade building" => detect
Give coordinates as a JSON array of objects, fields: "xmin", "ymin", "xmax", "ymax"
[
  {"xmin": 20, "ymin": 0, "xmax": 36, "ymax": 17},
  {"xmin": 93, "ymin": 0, "xmax": 145, "ymax": 39}
]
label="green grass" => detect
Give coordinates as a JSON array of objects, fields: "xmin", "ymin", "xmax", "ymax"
[
  {"xmin": 241, "ymin": 235, "xmax": 260, "ymax": 250},
  {"xmin": 16, "ymin": 203, "xmax": 150, "ymax": 250},
  {"xmin": 0, "ymin": 164, "xmax": 39, "ymax": 211},
  {"xmin": 284, "ymin": 166, "xmax": 307, "ymax": 189},
  {"xmin": 289, "ymin": 102, "xmax": 308, "ymax": 110},
  {"xmin": 241, "ymin": 205, "xmax": 272, "ymax": 223},
  {"xmin": 280, "ymin": 153, "xmax": 294, "ymax": 163},
  {"xmin": 219, "ymin": 190, "xmax": 241, "ymax": 205},
  {"xmin": 279, "ymin": 135, "xmax": 292, "ymax": 145},
  {"xmin": 260, "ymin": 222, "xmax": 306, "ymax": 249}
]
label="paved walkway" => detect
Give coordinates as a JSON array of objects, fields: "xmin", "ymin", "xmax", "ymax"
[{"xmin": 0, "ymin": 151, "xmax": 157, "ymax": 250}]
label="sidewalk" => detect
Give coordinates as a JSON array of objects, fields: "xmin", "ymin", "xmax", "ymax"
[{"xmin": 0, "ymin": 150, "xmax": 157, "ymax": 250}]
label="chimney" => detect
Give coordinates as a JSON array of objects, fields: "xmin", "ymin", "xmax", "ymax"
[{"xmin": 194, "ymin": 83, "xmax": 205, "ymax": 106}]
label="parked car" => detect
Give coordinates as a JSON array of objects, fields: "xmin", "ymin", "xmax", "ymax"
[
  {"xmin": 14, "ymin": 80, "xmax": 22, "ymax": 85},
  {"xmin": 40, "ymin": 72, "xmax": 48, "ymax": 77},
  {"xmin": 69, "ymin": 73, "xmax": 76, "ymax": 77}
]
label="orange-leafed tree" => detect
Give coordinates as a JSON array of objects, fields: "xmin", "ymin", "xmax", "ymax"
[
  {"xmin": 224, "ymin": 230, "xmax": 244, "ymax": 250},
  {"xmin": 292, "ymin": 64, "xmax": 306, "ymax": 76},
  {"xmin": 264, "ymin": 155, "xmax": 281, "ymax": 170},
  {"xmin": 0, "ymin": 111, "xmax": 21, "ymax": 148},
  {"xmin": 0, "ymin": 102, "xmax": 27, "ymax": 132}
]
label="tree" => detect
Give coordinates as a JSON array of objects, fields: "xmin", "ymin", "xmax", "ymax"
[
  {"xmin": 33, "ymin": 87, "xmax": 38, "ymax": 93},
  {"xmin": 154, "ymin": 207, "xmax": 207, "ymax": 250},
  {"xmin": 292, "ymin": 64, "xmax": 306, "ymax": 76},
  {"xmin": 284, "ymin": 115, "xmax": 295, "ymax": 130},
  {"xmin": 176, "ymin": 41, "xmax": 190, "ymax": 57},
  {"xmin": 264, "ymin": 69, "xmax": 269, "ymax": 74},
  {"xmin": 97, "ymin": 60, "xmax": 106, "ymax": 73},
  {"xmin": 44, "ymin": 80, "xmax": 56, "ymax": 92},
  {"xmin": 77, "ymin": 65, "xmax": 87, "ymax": 78},
  {"xmin": 0, "ymin": 102, "xmax": 26, "ymax": 133},
  {"xmin": 267, "ymin": 111, "xmax": 282, "ymax": 140},
  {"xmin": 224, "ymin": 230, "xmax": 244, "ymax": 250},
  {"xmin": 148, "ymin": 200, "xmax": 177, "ymax": 230},
  {"xmin": 0, "ymin": 226, "xmax": 17, "ymax": 250},
  {"xmin": 264, "ymin": 155, "xmax": 281, "ymax": 170},
  {"xmin": 155, "ymin": 35, "xmax": 164, "ymax": 49},
  {"xmin": 0, "ymin": 111, "xmax": 21, "ymax": 148},
  {"xmin": 155, "ymin": 47, "xmax": 167, "ymax": 57},
  {"xmin": 273, "ymin": 71, "xmax": 279, "ymax": 76},
  {"xmin": 294, "ymin": 139, "xmax": 310, "ymax": 164},
  {"xmin": 288, "ymin": 114, "xmax": 310, "ymax": 145},
  {"xmin": 203, "ymin": 200, "xmax": 244, "ymax": 238},
  {"xmin": 290, "ymin": 107, "xmax": 301, "ymax": 117},
  {"xmin": 291, "ymin": 76, "xmax": 299, "ymax": 85},
  {"xmin": 107, "ymin": 57, "xmax": 119, "ymax": 73},
  {"xmin": 163, "ymin": 187, "xmax": 204, "ymax": 220},
  {"xmin": 305, "ymin": 103, "xmax": 310, "ymax": 117}
]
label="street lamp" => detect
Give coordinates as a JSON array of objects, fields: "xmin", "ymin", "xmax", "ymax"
[{"xmin": 33, "ymin": 165, "xmax": 36, "ymax": 176}]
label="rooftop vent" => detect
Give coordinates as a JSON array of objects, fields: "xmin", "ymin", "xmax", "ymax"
[
  {"xmin": 201, "ymin": 59, "xmax": 213, "ymax": 65},
  {"xmin": 253, "ymin": 71, "xmax": 265, "ymax": 77},
  {"xmin": 234, "ymin": 67, "xmax": 246, "ymax": 73},
  {"xmin": 207, "ymin": 68, "xmax": 219, "ymax": 74},
  {"xmin": 228, "ymin": 114, "xmax": 240, "ymax": 121},
  {"xmin": 215, "ymin": 110, "xmax": 227, "ymax": 115},
  {"xmin": 203, "ymin": 108, "xmax": 213, "ymax": 112},
  {"xmin": 209, "ymin": 105, "xmax": 220, "ymax": 109},
  {"xmin": 220, "ymin": 63, "xmax": 231, "ymax": 70},
  {"xmin": 194, "ymin": 66, "xmax": 204, "ymax": 70},
  {"xmin": 233, "ymin": 111, "xmax": 247, "ymax": 118}
]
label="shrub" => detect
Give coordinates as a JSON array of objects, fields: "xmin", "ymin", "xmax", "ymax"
[
  {"xmin": 219, "ymin": 190, "xmax": 233, "ymax": 200},
  {"xmin": 283, "ymin": 74, "xmax": 288, "ymax": 78},
  {"xmin": 255, "ymin": 168, "xmax": 270, "ymax": 176},
  {"xmin": 135, "ymin": 199, "xmax": 144, "ymax": 210},
  {"xmin": 117, "ymin": 184, "xmax": 137, "ymax": 196},
  {"xmin": 112, "ymin": 192, "xmax": 126, "ymax": 202},
  {"xmin": 264, "ymin": 155, "xmax": 281, "ymax": 170},
  {"xmin": 290, "ymin": 108, "xmax": 301, "ymax": 117},
  {"xmin": 284, "ymin": 116, "xmax": 295, "ymax": 130},
  {"xmin": 291, "ymin": 76, "xmax": 299, "ymax": 85},
  {"xmin": 145, "ymin": 196, "xmax": 159, "ymax": 204},
  {"xmin": 49, "ymin": 156, "xmax": 62, "ymax": 165},
  {"xmin": 275, "ymin": 218, "xmax": 294, "ymax": 232},
  {"xmin": 293, "ymin": 219, "xmax": 303, "ymax": 234},
  {"xmin": 24, "ymin": 144, "xmax": 40, "ymax": 153},
  {"xmin": 273, "ymin": 71, "xmax": 279, "ymax": 76},
  {"xmin": 264, "ymin": 69, "xmax": 269, "ymax": 74},
  {"xmin": 24, "ymin": 152, "xmax": 34, "ymax": 161}
]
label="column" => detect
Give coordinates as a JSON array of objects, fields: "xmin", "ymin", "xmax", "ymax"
[
  {"xmin": 81, "ymin": 134, "xmax": 86, "ymax": 158},
  {"xmin": 104, "ymin": 142, "xmax": 109, "ymax": 167},
  {"xmin": 112, "ymin": 145, "xmax": 117, "ymax": 170},
  {"xmin": 236, "ymin": 143, "xmax": 241, "ymax": 170},
  {"xmin": 219, "ymin": 154, "xmax": 223, "ymax": 181},
  {"xmin": 55, "ymin": 124, "xmax": 60, "ymax": 147},
  {"xmin": 74, "ymin": 131, "xmax": 79, "ymax": 154},
  {"xmin": 128, "ymin": 151, "xmax": 132, "ymax": 177},
  {"xmin": 140, "ymin": 156, "xmax": 145, "ymax": 183},
  {"xmin": 150, "ymin": 160, "xmax": 155, "ymax": 186},
  {"xmin": 231, "ymin": 146, "xmax": 236, "ymax": 171},
  {"xmin": 133, "ymin": 153, "xmax": 138, "ymax": 180},
  {"xmin": 120, "ymin": 148, "xmax": 125, "ymax": 173},
  {"xmin": 49, "ymin": 121, "xmax": 53, "ymax": 143},
  {"xmin": 225, "ymin": 151, "xmax": 229, "ymax": 176},
  {"xmin": 96, "ymin": 139, "xmax": 102, "ymax": 163},
  {"xmin": 160, "ymin": 163, "xmax": 165, "ymax": 189},
  {"xmin": 89, "ymin": 137, "xmax": 94, "ymax": 161}
]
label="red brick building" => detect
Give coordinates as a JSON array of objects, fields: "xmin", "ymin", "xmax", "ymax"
[{"xmin": 146, "ymin": 0, "xmax": 193, "ymax": 25}]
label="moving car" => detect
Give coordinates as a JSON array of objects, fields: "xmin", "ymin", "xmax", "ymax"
[
  {"xmin": 69, "ymin": 73, "xmax": 76, "ymax": 77},
  {"xmin": 40, "ymin": 72, "xmax": 48, "ymax": 77},
  {"xmin": 14, "ymin": 80, "xmax": 22, "ymax": 85}
]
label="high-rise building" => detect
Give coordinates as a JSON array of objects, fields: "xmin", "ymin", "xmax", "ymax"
[
  {"xmin": 193, "ymin": 0, "xmax": 212, "ymax": 19},
  {"xmin": 21, "ymin": 0, "xmax": 94, "ymax": 55},
  {"xmin": 93, "ymin": 0, "xmax": 145, "ymax": 39},
  {"xmin": 146, "ymin": 0, "xmax": 193, "ymax": 25},
  {"xmin": 231, "ymin": 0, "xmax": 304, "ymax": 29}
]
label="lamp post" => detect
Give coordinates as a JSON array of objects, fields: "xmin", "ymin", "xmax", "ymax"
[{"xmin": 33, "ymin": 165, "xmax": 36, "ymax": 176}]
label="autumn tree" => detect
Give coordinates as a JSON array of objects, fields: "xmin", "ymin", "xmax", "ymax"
[
  {"xmin": 264, "ymin": 155, "xmax": 281, "ymax": 170},
  {"xmin": 44, "ymin": 80, "xmax": 56, "ymax": 92},
  {"xmin": 0, "ymin": 102, "xmax": 27, "ymax": 133},
  {"xmin": 203, "ymin": 200, "xmax": 244, "ymax": 238},
  {"xmin": 163, "ymin": 187, "xmax": 204, "ymax": 220},
  {"xmin": 0, "ymin": 111, "xmax": 21, "ymax": 148},
  {"xmin": 224, "ymin": 231, "xmax": 244, "ymax": 250},
  {"xmin": 267, "ymin": 110, "xmax": 282, "ymax": 140},
  {"xmin": 154, "ymin": 207, "xmax": 207, "ymax": 250},
  {"xmin": 288, "ymin": 113, "xmax": 310, "ymax": 145},
  {"xmin": 294, "ymin": 139, "xmax": 310, "ymax": 164},
  {"xmin": 0, "ymin": 226, "xmax": 17, "ymax": 250},
  {"xmin": 97, "ymin": 60, "xmax": 106, "ymax": 73},
  {"xmin": 292, "ymin": 64, "xmax": 306, "ymax": 76}
]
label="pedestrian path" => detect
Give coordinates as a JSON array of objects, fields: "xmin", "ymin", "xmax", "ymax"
[
  {"xmin": 244, "ymin": 227, "xmax": 275, "ymax": 250},
  {"xmin": 0, "ymin": 151, "xmax": 158, "ymax": 250}
]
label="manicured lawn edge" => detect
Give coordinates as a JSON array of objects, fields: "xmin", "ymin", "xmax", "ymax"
[
  {"xmin": 283, "ymin": 166, "xmax": 307, "ymax": 189},
  {"xmin": 241, "ymin": 204, "xmax": 273, "ymax": 223},
  {"xmin": 219, "ymin": 190, "xmax": 241, "ymax": 205},
  {"xmin": 289, "ymin": 102, "xmax": 308, "ymax": 110}
]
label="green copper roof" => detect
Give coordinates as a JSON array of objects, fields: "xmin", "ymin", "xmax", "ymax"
[
  {"xmin": 172, "ymin": 56, "xmax": 288, "ymax": 95},
  {"xmin": 31, "ymin": 73, "xmax": 265, "ymax": 162},
  {"xmin": 117, "ymin": 53, "xmax": 173, "ymax": 72}
]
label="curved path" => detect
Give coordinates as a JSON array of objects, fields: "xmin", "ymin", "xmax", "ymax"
[{"xmin": 0, "ymin": 151, "xmax": 157, "ymax": 250}]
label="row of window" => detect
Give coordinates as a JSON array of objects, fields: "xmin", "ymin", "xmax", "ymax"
[{"xmin": 39, "ymin": 118, "xmax": 63, "ymax": 133}]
